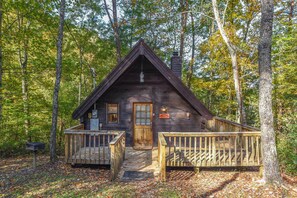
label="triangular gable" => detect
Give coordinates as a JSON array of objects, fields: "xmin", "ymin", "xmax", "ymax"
[{"xmin": 72, "ymin": 39, "xmax": 213, "ymax": 120}]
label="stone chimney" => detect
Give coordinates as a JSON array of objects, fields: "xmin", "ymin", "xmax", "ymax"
[{"xmin": 170, "ymin": 51, "xmax": 182, "ymax": 79}]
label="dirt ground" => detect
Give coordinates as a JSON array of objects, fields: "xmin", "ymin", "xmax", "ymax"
[{"xmin": 0, "ymin": 155, "xmax": 297, "ymax": 198}]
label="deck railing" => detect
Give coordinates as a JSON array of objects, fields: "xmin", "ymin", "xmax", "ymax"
[
  {"xmin": 64, "ymin": 124, "xmax": 125, "ymax": 180},
  {"xmin": 207, "ymin": 117, "xmax": 260, "ymax": 132},
  {"xmin": 158, "ymin": 131, "xmax": 262, "ymax": 181}
]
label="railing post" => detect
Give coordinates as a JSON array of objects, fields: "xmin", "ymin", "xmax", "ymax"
[
  {"xmin": 158, "ymin": 133, "xmax": 167, "ymax": 181},
  {"xmin": 122, "ymin": 134, "xmax": 126, "ymax": 161},
  {"xmin": 110, "ymin": 143, "xmax": 115, "ymax": 181},
  {"xmin": 160, "ymin": 143, "xmax": 166, "ymax": 181},
  {"xmin": 207, "ymin": 118, "xmax": 215, "ymax": 131},
  {"xmin": 65, "ymin": 134, "xmax": 69, "ymax": 163}
]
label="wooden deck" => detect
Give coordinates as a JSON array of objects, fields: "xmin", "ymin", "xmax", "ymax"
[
  {"xmin": 64, "ymin": 125, "xmax": 126, "ymax": 180},
  {"xmin": 158, "ymin": 117, "xmax": 262, "ymax": 181},
  {"xmin": 65, "ymin": 117, "xmax": 262, "ymax": 181}
]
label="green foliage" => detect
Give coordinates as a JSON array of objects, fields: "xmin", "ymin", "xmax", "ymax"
[
  {"xmin": 277, "ymin": 115, "xmax": 297, "ymax": 175},
  {"xmin": 272, "ymin": 14, "xmax": 297, "ymax": 175},
  {"xmin": 0, "ymin": 1, "xmax": 117, "ymax": 157}
]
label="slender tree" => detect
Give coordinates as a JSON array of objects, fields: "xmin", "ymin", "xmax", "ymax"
[
  {"xmin": 17, "ymin": 14, "xmax": 31, "ymax": 141},
  {"xmin": 179, "ymin": 0, "xmax": 188, "ymax": 66},
  {"xmin": 0, "ymin": 1, "xmax": 3, "ymax": 122},
  {"xmin": 103, "ymin": 0, "xmax": 121, "ymax": 63},
  {"xmin": 50, "ymin": 0, "xmax": 65, "ymax": 162},
  {"xmin": 289, "ymin": 0, "xmax": 294, "ymax": 22},
  {"xmin": 212, "ymin": 0, "xmax": 246, "ymax": 124},
  {"xmin": 186, "ymin": 12, "xmax": 195, "ymax": 88},
  {"xmin": 258, "ymin": 0, "xmax": 282, "ymax": 184},
  {"xmin": 112, "ymin": 0, "xmax": 121, "ymax": 62}
]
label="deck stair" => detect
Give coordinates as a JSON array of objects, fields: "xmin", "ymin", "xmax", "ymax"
[{"xmin": 117, "ymin": 147, "xmax": 160, "ymax": 181}]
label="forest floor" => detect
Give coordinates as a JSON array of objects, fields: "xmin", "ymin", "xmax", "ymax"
[{"xmin": 1, "ymin": 155, "xmax": 297, "ymax": 198}]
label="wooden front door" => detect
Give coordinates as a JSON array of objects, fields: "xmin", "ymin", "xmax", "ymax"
[{"xmin": 133, "ymin": 103, "xmax": 153, "ymax": 149}]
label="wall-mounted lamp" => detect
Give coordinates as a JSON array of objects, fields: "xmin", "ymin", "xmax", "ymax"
[
  {"xmin": 160, "ymin": 106, "xmax": 168, "ymax": 113},
  {"xmin": 186, "ymin": 112, "xmax": 190, "ymax": 120},
  {"xmin": 140, "ymin": 71, "xmax": 144, "ymax": 83},
  {"xmin": 140, "ymin": 56, "xmax": 144, "ymax": 83}
]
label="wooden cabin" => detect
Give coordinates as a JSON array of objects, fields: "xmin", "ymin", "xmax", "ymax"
[
  {"xmin": 72, "ymin": 39, "xmax": 213, "ymax": 149},
  {"xmin": 65, "ymin": 39, "xmax": 262, "ymax": 181}
]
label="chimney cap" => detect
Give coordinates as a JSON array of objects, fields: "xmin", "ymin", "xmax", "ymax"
[{"xmin": 173, "ymin": 51, "xmax": 178, "ymax": 56}]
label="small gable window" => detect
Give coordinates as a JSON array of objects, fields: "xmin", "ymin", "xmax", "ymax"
[{"xmin": 107, "ymin": 103, "xmax": 119, "ymax": 124}]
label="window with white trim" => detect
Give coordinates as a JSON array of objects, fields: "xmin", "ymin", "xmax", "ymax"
[{"xmin": 107, "ymin": 103, "xmax": 119, "ymax": 124}]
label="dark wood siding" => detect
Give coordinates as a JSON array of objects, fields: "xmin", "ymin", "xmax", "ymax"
[{"xmin": 82, "ymin": 57, "xmax": 206, "ymax": 146}]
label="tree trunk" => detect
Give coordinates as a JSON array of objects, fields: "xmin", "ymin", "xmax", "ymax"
[
  {"xmin": 289, "ymin": 0, "xmax": 294, "ymax": 22},
  {"xmin": 112, "ymin": 0, "xmax": 121, "ymax": 63},
  {"xmin": 20, "ymin": 52, "xmax": 30, "ymax": 141},
  {"xmin": 50, "ymin": 0, "xmax": 65, "ymax": 163},
  {"xmin": 17, "ymin": 14, "xmax": 31, "ymax": 141},
  {"xmin": 212, "ymin": 0, "xmax": 246, "ymax": 124},
  {"xmin": 0, "ymin": 1, "xmax": 3, "ymax": 123},
  {"xmin": 258, "ymin": 0, "xmax": 282, "ymax": 184},
  {"xmin": 103, "ymin": 0, "xmax": 121, "ymax": 63},
  {"xmin": 58, "ymin": 117, "xmax": 64, "ymax": 153},
  {"xmin": 179, "ymin": 0, "xmax": 188, "ymax": 68},
  {"xmin": 186, "ymin": 12, "xmax": 194, "ymax": 88},
  {"xmin": 78, "ymin": 46, "xmax": 83, "ymax": 105}
]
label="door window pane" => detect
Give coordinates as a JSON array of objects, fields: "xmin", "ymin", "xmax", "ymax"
[
  {"xmin": 136, "ymin": 112, "xmax": 141, "ymax": 118},
  {"xmin": 135, "ymin": 104, "xmax": 151, "ymax": 126},
  {"xmin": 136, "ymin": 105, "xmax": 140, "ymax": 111},
  {"xmin": 141, "ymin": 112, "xmax": 146, "ymax": 118},
  {"xmin": 141, "ymin": 105, "xmax": 145, "ymax": 111},
  {"xmin": 136, "ymin": 118, "xmax": 140, "ymax": 125},
  {"xmin": 141, "ymin": 119, "xmax": 146, "ymax": 125}
]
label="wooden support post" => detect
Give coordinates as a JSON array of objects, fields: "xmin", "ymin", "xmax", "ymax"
[
  {"xmin": 70, "ymin": 135, "xmax": 73, "ymax": 164},
  {"xmin": 158, "ymin": 133, "xmax": 167, "ymax": 182},
  {"xmin": 212, "ymin": 137, "xmax": 216, "ymax": 164},
  {"xmin": 74, "ymin": 135, "xmax": 77, "ymax": 164},
  {"xmin": 194, "ymin": 137, "xmax": 197, "ymax": 166},
  {"xmin": 259, "ymin": 165, "xmax": 264, "ymax": 178},
  {"xmin": 65, "ymin": 134, "xmax": 69, "ymax": 163},
  {"xmin": 78, "ymin": 135, "xmax": 80, "ymax": 161},
  {"xmin": 245, "ymin": 136, "xmax": 248, "ymax": 165},
  {"xmin": 84, "ymin": 134, "xmax": 87, "ymax": 164},
  {"xmin": 160, "ymin": 144, "xmax": 166, "ymax": 181},
  {"xmin": 110, "ymin": 144, "xmax": 115, "ymax": 181},
  {"xmin": 174, "ymin": 136, "xmax": 176, "ymax": 166},
  {"xmin": 168, "ymin": 137, "xmax": 171, "ymax": 166},
  {"xmin": 256, "ymin": 137, "xmax": 260, "ymax": 165}
]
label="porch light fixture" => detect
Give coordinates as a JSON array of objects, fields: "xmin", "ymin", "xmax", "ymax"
[
  {"xmin": 186, "ymin": 112, "xmax": 190, "ymax": 120},
  {"xmin": 160, "ymin": 106, "xmax": 168, "ymax": 113},
  {"xmin": 140, "ymin": 56, "xmax": 144, "ymax": 83}
]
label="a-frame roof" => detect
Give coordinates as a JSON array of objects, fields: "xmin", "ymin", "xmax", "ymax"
[{"xmin": 72, "ymin": 39, "xmax": 213, "ymax": 120}]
